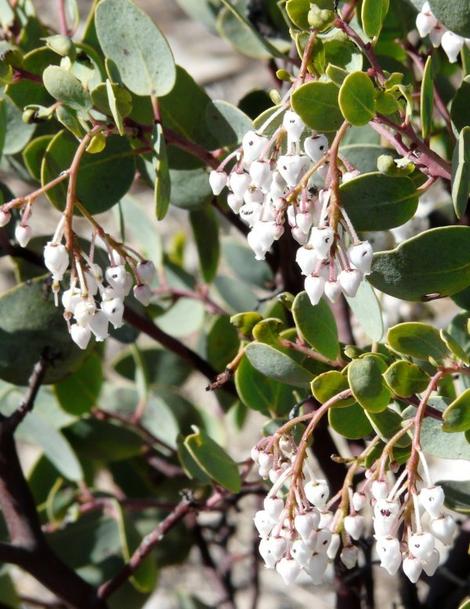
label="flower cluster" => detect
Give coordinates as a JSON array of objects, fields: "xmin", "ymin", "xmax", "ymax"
[
  {"xmin": 416, "ymin": 2, "xmax": 470, "ymax": 62},
  {"xmin": 209, "ymin": 108, "xmax": 373, "ymax": 306},
  {"xmin": 0, "ymin": 206, "xmax": 155, "ymax": 350},
  {"xmin": 251, "ymin": 434, "xmax": 457, "ymax": 586}
]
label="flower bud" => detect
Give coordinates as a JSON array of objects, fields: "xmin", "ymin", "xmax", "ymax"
[
  {"xmin": 291, "ymin": 226, "xmax": 309, "ymax": 245},
  {"xmin": 209, "ymin": 170, "xmax": 227, "ymax": 195},
  {"xmin": 340, "ymin": 545, "xmax": 358, "ymax": 569},
  {"xmin": 344, "ymin": 514, "xmax": 365, "ymax": 541},
  {"xmin": 416, "ymin": 9, "xmax": 437, "ymax": 38},
  {"xmin": 348, "ymin": 241, "xmax": 373, "ymax": 274},
  {"xmin": 133, "ymin": 283, "xmax": 152, "ymax": 306},
  {"xmin": 101, "ymin": 297, "xmax": 124, "ymax": 329},
  {"xmin": 70, "ymin": 324, "xmax": 91, "ymax": 350},
  {"xmin": 338, "ymin": 269, "xmax": 363, "ymax": 298},
  {"xmin": 44, "ymin": 242, "xmax": 69, "ymax": 279},
  {"xmin": 305, "ymin": 479, "xmax": 330, "ymax": 508},
  {"xmin": 276, "ymin": 557, "xmax": 301, "ymax": 585},
  {"xmin": 105, "ymin": 265, "xmax": 129, "ymax": 289},
  {"xmin": 419, "ymin": 486, "xmax": 445, "ymax": 518},
  {"xmin": 295, "ymin": 511, "xmax": 320, "ymax": 541},
  {"xmin": 304, "ymin": 134, "xmax": 328, "ymax": 162},
  {"xmin": 304, "ymin": 275, "xmax": 325, "ymax": 306},
  {"xmin": 296, "ymin": 210, "xmax": 314, "ymax": 234},
  {"xmin": 408, "ymin": 532, "xmax": 434, "ymax": 560},
  {"xmin": 441, "ymin": 31, "xmax": 464, "ymax": 63},
  {"xmin": 258, "ymin": 452, "xmax": 273, "ymax": 470},
  {"xmin": 15, "ymin": 224, "xmax": 32, "ymax": 248},
  {"xmin": 403, "ymin": 554, "xmax": 422, "ymax": 583},
  {"xmin": 62, "ymin": 287, "xmax": 81, "ymax": 313},
  {"xmin": 88, "ymin": 311, "xmax": 109, "ymax": 342},
  {"xmin": 0, "ymin": 209, "xmax": 11, "ymax": 227},
  {"xmin": 430, "ymin": 514, "xmax": 456, "ymax": 545},
  {"xmin": 137, "ymin": 260, "xmax": 156, "ymax": 284}
]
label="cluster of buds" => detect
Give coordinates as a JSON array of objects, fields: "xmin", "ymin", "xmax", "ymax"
[
  {"xmin": 0, "ymin": 206, "xmax": 156, "ymax": 350},
  {"xmin": 209, "ymin": 108, "xmax": 373, "ymax": 306},
  {"xmin": 416, "ymin": 2, "xmax": 470, "ymax": 62},
  {"xmin": 251, "ymin": 434, "xmax": 457, "ymax": 586}
]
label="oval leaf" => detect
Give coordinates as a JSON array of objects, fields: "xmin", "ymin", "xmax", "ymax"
[
  {"xmin": 442, "ymin": 388, "xmax": 470, "ymax": 432},
  {"xmin": 291, "ymin": 81, "xmax": 343, "ymax": 132},
  {"xmin": 387, "ymin": 322, "xmax": 449, "ymax": 362},
  {"xmin": 338, "ymin": 71, "xmax": 376, "ymax": 127},
  {"xmin": 245, "ymin": 342, "xmax": 313, "ymax": 387},
  {"xmin": 292, "ymin": 292, "xmax": 339, "ymax": 360},
  {"xmin": 348, "ymin": 356, "xmax": 391, "ymax": 412}
]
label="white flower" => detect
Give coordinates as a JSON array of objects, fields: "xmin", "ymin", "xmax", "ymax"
[
  {"xmin": 305, "ymin": 479, "xmax": 330, "ymax": 508},
  {"xmin": 70, "ymin": 324, "xmax": 91, "ymax": 350},
  {"xmin": 209, "ymin": 170, "xmax": 227, "ymax": 195},
  {"xmin": 430, "ymin": 514, "xmax": 456, "ymax": 545},
  {"xmin": 296, "ymin": 210, "xmax": 314, "ymax": 234},
  {"xmin": 371, "ymin": 480, "xmax": 388, "ymax": 500},
  {"xmin": 344, "ymin": 514, "xmax": 365, "ymax": 541},
  {"xmin": 304, "ymin": 134, "xmax": 328, "ymax": 162},
  {"xmin": 243, "ymin": 187, "xmax": 264, "ymax": 205},
  {"xmin": 254, "ymin": 510, "xmax": 276, "ymax": 537},
  {"xmin": 340, "ymin": 545, "xmax": 358, "ymax": 569},
  {"xmin": 259, "ymin": 537, "xmax": 277, "ymax": 569},
  {"xmin": 283, "ymin": 110, "xmax": 305, "ymax": 142},
  {"xmin": 306, "ymin": 552, "xmax": 328, "ymax": 584},
  {"xmin": 296, "ymin": 246, "xmax": 319, "ymax": 276},
  {"xmin": 403, "ymin": 554, "xmax": 422, "ymax": 583},
  {"xmin": 276, "ymin": 557, "xmax": 301, "ymax": 585},
  {"xmin": 348, "ymin": 241, "xmax": 373, "ymax": 274},
  {"xmin": 429, "ymin": 24, "xmax": 444, "ymax": 47},
  {"xmin": 62, "ymin": 287, "xmax": 81, "ymax": 313},
  {"xmin": 314, "ymin": 528, "xmax": 332, "ymax": 553},
  {"xmin": 419, "ymin": 486, "xmax": 445, "ymax": 518},
  {"xmin": 242, "ymin": 131, "xmax": 268, "ymax": 166},
  {"xmin": 249, "ymin": 160, "xmax": 272, "ymax": 191},
  {"xmin": 408, "ymin": 532, "xmax": 434, "ymax": 560},
  {"xmin": 101, "ymin": 297, "xmax": 124, "ymax": 329},
  {"xmin": 277, "ymin": 154, "xmax": 308, "ymax": 187},
  {"xmin": 327, "ymin": 533, "xmax": 341, "ymax": 560},
  {"xmin": 133, "ymin": 283, "xmax": 152, "ymax": 306},
  {"xmin": 309, "ymin": 226, "xmax": 334, "ymax": 257},
  {"xmin": 352, "ymin": 491, "xmax": 366, "ymax": 512},
  {"xmin": 291, "ymin": 226, "xmax": 309, "ymax": 245},
  {"xmin": 269, "ymin": 171, "xmax": 286, "ymax": 198},
  {"xmin": 376, "ymin": 536, "xmax": 401, "ymax": 574},
  {"xmin": 416, "ymin": 8, "xmax": 437, "ymax": 38},
  {"xmin": 229, "ymin": 171, "xmax": 251, "ymax": 197},
  {"xmin": 338, "ymin": 269, "xmax": 363, "ymax": 298},
  {"xmin": 441, "ymin": 31, "xmax": 464, "ymax": 62},
  {"xmin": 15, "ymin": 224, "xmax": 32, "ymax": 247},
  {"xmin": 88, "ymin": 311, "xmax": 109, "ymax": 342},
  {"xmin": 227, "ymin": 193, "xmax": 244, "ymax": 213},
  {"xmin": 291, "ymin": 539, "xmax": 312, "ymax": 567},
  {"xmin": 247, "ymin": 221, "xmax": 279, "ymax": 260},
  {"xmin": 294, "ymin": 511, "xmax": 320, "ymax": 542},
  {"xmin": 324, "ymin": 279, "xmax": 341, "ymax": 303},
  {"xmin": 264, "ymin": 497, "xmax": 284, "ymax": 520},
  {"xmin": 0, "ymin": 209, "xmax": 11, "ymax": 227},
  {"xmin": 105, "ymin": 265, "xmax": 131, "ymax": 295},
  {"xmin": 137, "ymin": 260, "xmax": 156, "ymax": 284},
  {"xmin": 304, "ymin": 275, "xmax": 325, "ymax": 306},
  {"xmin": 74, "ymin": 299, "xmax": 96, "ymax": 326},
  {"xmin": 44, "ymin": 242, "xmax": 69, "ymax": 280},
  {"xmin": 422, "ymin": 548, "xmax": 440, "ymax": 576}
]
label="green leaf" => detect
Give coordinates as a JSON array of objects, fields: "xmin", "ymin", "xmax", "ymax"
[
  {"xmin": 446, "ymin": 313, "xmax": 470, "ymax": 362},
  {"xmin": 450, "ymin": 76, "xmax": 470, "ymax": 132},
  {"xmin": 245, "ymin": 342, "xmax": 313, "ymax": 387},
  {"xmin": 339, "ymin": 172, "xmax": 419, "ymax": 230},
  {"xmin": 383, "ymin": 361, "xmax": 430, "ymax": 397},
  {"xmin": 42, "ymin": 130, "xmax": 135, "ymax": 214},
  {"xmin": 169, "ymin": 167, "xmax": 212, "ymax": 210},
  {"xmin": 361, "ymin": 0, "xmax": 389, "ymax": 37},
  {"xmin": 0, "ymin": 276, "xmax": 89, "ymax": 385},
  {"xmin": 345, "ymin": 280, "xmax": 384, "ymax": 342},
  {"xmin": 338, "ymin": 71, "xmax": 376, "ymax": 126},
  {"xmin": 152, "ymin": 124, "xmax": 171, "ymax": 220},
  {"xmin": 119, "ymin": 195, "xmax": 163, "ymax": 268},
  {"xmin": 340, "ymin": 144, "xmax": 396, "ymax": 173},
  {"xmin": 0, "ymin": 569, "xmax": 20, "ymax": 608},
  {"xmin": 190, "ymin": 206, "xmax": 220, "ymax": 283},
  {"xmin": 205, "ymin": 100, "xmax": 252, "ymax": 147},
  {"xmin": 3, "ymin": 95, "xmax": 35, "ymax": 155},
  {"xmin": 113, "ymin": 348, "xmax": 192, "ymax": 387},
  {"xmin": 442, "ymin": 389, "xmax": 470, "ymax": 432},
  {"xmin": 328, "ymin": 403, "xmax": 374, "ymax": 439},
  {"xmin": 420, "ymin": 398, "xmax": 470, "ymax": 459},
  {"xmin": 451, "ymin": 125, "xmax": 470, "ymax": 219},
  {"xmin": 387, "ymin": 322, "xmax": 449, "ymax": 362},
  {"xmin": 114, "ymin": 500, "xmax": 158, "ymax": 592},
  {"xmin": 223, "ymin": 239, "xmax": 273, "ymax": 288},
  {"xmin": 420, "ymin": 55, "xmax": 434, "ymax": 139},
  {"xmin": 291, "ymin": 81, "xmax": 343, "ymax": 132},
  {"xmin": 286, "ymin": 0, "xmax": 310, "ymax": 29},
  {"xmin": 155, "ymin": 298, "xmax": 205, "ymax": 338},
  {"xmin": 91, "ymin": 81, "xmax": 133, "ymax": 122},
  {"xmin": 366, "ymin": 408, "xmax": 411, "ymax": 446},
  {"xmin": 438, "ymin": 480, "xmax": 470, "ymax": 513},
  {"xmin": 64, "ymin": 419, "xmax": 143, "ymax": 461},
  {"xmin": 311, "ymin": 370, "xmax": 354, "ymax": 408},
  {"xmin": 370, "ymin": 227, "xmax": 470, "ymax": 300},
  {"xmin": 348, "ymin": 356, "xmax": 391, "ymax": 412},
  {"xmin": 22, "ymin": 134, "xmax": 53, "ymax": 181},
  {"xmin": 95, "ymin": 0, "xmax": 176, "ymax": 96},
  {"xmin": 206, "ymin": 315, "xmax": 240, "ymax": 371},
  {"xmin": 429, "ymin": 0, "xmax": 470, "ymax": 38},
  {"xmin": 184, "ymin": 426, "xmax": 241, "ymax": 492},
  {"xmin": 16, "ymin": 410, "xmax": 83, "ymax": 481},
  {"xmin": 292, "ymin": 292, "xmax": 339, "ymax": 360},
  {"xmin": 235, "ymin": 354, "xmax": 295, "ymax": 417},
  {"xmin": 43, "ymin": 65, "xmax": 92, "ymax": 111},
  {"xmin": 215, "ymin": 275, "xmax": 258, "ymax": 312},
  {"xmin": 54, "ymin": 353, "xmax": 103, "ymax": 416}
]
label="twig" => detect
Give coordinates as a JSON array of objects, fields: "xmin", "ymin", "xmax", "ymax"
[{"xmin": 6, "ymin": 357, "xmax": 48, "ymax": 432}]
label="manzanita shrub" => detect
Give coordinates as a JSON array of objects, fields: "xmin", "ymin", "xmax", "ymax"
[{"xmin": 0, "ymin": 0, "xmax": 469, "ymax": 607}]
